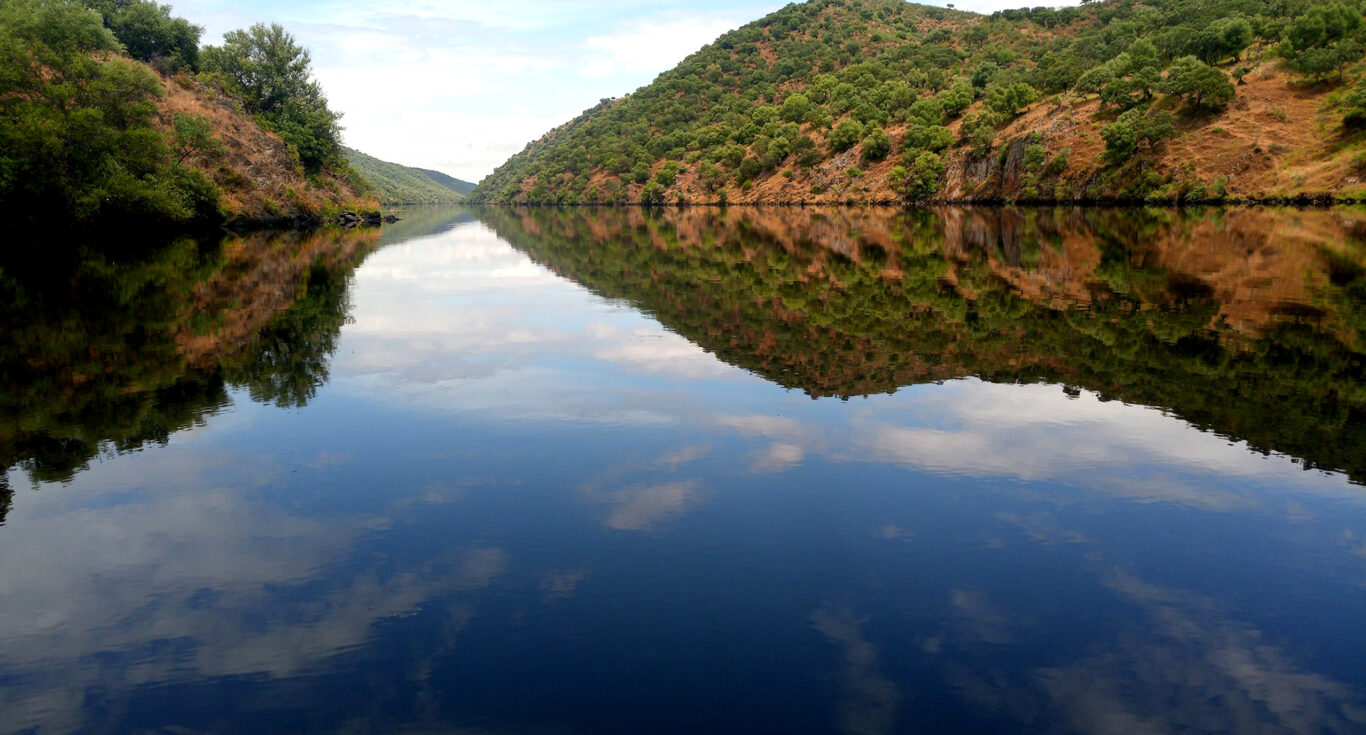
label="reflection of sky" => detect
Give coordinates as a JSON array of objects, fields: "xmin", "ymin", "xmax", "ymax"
[{"xmin": 2, "ymin": 215, "xmax": 1365, "ymax": 733}]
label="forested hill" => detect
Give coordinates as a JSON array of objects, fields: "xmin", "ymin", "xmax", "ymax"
[
  {"xmin": 471, "ymin": 0, "xmax": 1366, "ymax": 205},
  {"xmin": 0, "ymin": 0, "xmax": 375, "ymax": 232},
  {"xmin": 344, "ymin": 148, "xmax": 473, "ymax": 204}
]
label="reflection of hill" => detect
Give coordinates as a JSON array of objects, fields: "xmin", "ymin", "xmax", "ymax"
[
  {"xmin": 0, "ymin": 229, "xmax": 379, "ymax": 487},
  {"xmin": 480, "ymin": 206, "xmax": 1366, "ymax": 483}
]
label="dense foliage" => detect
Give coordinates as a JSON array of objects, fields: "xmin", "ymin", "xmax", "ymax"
[
  {"xmin": 0, "ymin": 0, "xmax": 354, "ymax": 230},
  {"xmin": 471, "ymin": 0, "xmax": 1366, "ymax": 204},
  {"xmin": 0, "ymin": 0, "xmax": 219, "ymax": 229}
]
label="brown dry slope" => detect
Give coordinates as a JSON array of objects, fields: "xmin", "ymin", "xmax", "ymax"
[{"xmin": 154, "ymin": 73, "xmax": 377, "ymax": 224}]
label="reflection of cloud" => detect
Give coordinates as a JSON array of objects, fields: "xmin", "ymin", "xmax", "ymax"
[
  {"xmin": 1036, "ymin": 571, "xmax": 1365, "ymax": 735},
  {"xmin": 0, "ymin": 448, "xmax": 507, "ymax": 733},
  {"xmin": 950, "ymin": 589, "xmax": 1012, "ymax": 645},
  {"xmin": 593, "ymin": 327, "xmax": 739, "ymax": 380},
  {"xmin": 715, "ymin": 414, "xmax": 807, "ymax": 439},
  {"xmin": 812, "ymin": 605, "xmax": 901, "ymax": 735},
  {"xmin": 875, "ymin": 525, "xmax": 915, "ymax": 542},
  {"xmin": 542, "ymin": 567, "xmax": 590, "ymax": 602},
  {"xmin": 995, "ymin": 512, "xmax": 1092, "ymax": 546},
  {"xmin": 601, "ymin": 480, "xmax": 703, "ymax": 531},
  {"xmin": 303, "ymin": 450, "xmax": 353, "ymax": 469},
  {"xmin": 750, "ymin": 442, "xmax": 805, "ymax": 473}
]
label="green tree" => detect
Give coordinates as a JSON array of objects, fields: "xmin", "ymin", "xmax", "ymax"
[
  {"xmin": 894, "ymin": 151, "xmax": 945, "ymax": 200},
  {"xmin": 0, "ymin": 0, "xmax": 218, "ymax": 228},
  {"xmin": 861, "ymin": 126, "xmax": 892, "ymax": 161},
  {"xmin": 903, "ymin": 124, "xmax": 954, "ymax": 152},
  {"xmin": 1074, "ymin": 66, "xmax": 1115, "ymax": 99},
  {"xmin": 827, "ymin": 118, "xmax": 865, "ymax": 153},
  {"xmin": 1162, "ymin": 56, "xmax": 1235, "ymax": 110},
  {"xmin": 85, "ymin": 0, "xmax": 201, "ymax": 70},
  {"xmin": 780, "ymin": 93, "xmax": 813, "ymax": 123},
  {"xmin": 201, "ymin": 23, "xmax": 342, "ymax": 171}
]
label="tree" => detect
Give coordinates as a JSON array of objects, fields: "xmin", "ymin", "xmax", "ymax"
[
  {"xmin": 1074, "ymin": 66, "xmax": 1115, "ymax": 100},
  {"xmin": 0, "ymin": 0, "xmax": 219, "ymax": 227},
  {"xmin": 893, "ymin": 151, "xmax": 945, "ymax": 200},
  {"xmin": 984, "ymin": 82, "xmax": 1039, "ymax": 116},
  {"xmin": 903, "ymin": 124, "xmax": 954, "ymax": 152},
  {"xmin": 1162, "ymin": 56, "xmax": 1235, "ymax": 110},
  {"xmin": 201, "ymin": 23, "xmax": 342, "ymax": 170},
  {"xmin": 960, "ymin": 109, "xmax": 1003, "ymax": 155},
  {"xmin": 861, "ymin": 126, "xmax": 892, "ymax": 161},
  {"xmin": 170, "ymin": 114, "xmax": 227, "ymax": 164},
  {"xmin": 1102, "ymin": 108, "xmax": 1177, "ymax": 160},
  {"xmin": 827, "ymin": 118, "xmax": 865, "ymax": 153},
  {"xmin": 779, "ymin": 93, "xmax": 813, "ymax": 123},
  {"xmin": 87, "ymin": 0, "xmax": 201, "ymax": 71}
]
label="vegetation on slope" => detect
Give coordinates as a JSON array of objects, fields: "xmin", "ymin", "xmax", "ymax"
[
  {"xmin": 477, "ymin": 205, "xmax": 1366, "ymax": 482},
  {"xmin": 0, "ymin": 0, "xmax": 371, "ymax": 232},
  {"xmin": 471, "ymin": 0, "xmax": 1366, "ymax": 205},
  {"xmin": 344, "ymin": 148, "xmax": 472, "ymax": 204}
]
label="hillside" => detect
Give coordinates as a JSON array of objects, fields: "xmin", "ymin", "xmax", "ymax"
[
  {"xmin": 0, "ymin": 1, "xmax": 376, "ymax": 233},
  {"xmin": 344, "ymin": 148, "xmax": 472, "ymax": 204},
  {"xmin": 471, "ymin": 0, "xmax": 1366, "ymax": 205}
]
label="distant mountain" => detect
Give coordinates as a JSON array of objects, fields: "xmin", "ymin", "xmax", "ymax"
[
  {"xmin": 472, "ymin": 0, "xmax": 1366, "ymax": 205},
  {"xmin": 413, "ymin": 167, "xmax": 477, "ymax": 196},
  {"xmin": 344, "ymin": 148, "xmax": 473, "ymax": 204}
]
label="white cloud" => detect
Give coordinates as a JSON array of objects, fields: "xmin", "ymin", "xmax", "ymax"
[{"xmin": 581, "ymin": 15, "xmax": 742, "ymax": 79}]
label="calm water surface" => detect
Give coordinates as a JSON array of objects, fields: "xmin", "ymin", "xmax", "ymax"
[{"xmin": 2, "ymin": 206, "xmax": 1366, "ymax": 734}]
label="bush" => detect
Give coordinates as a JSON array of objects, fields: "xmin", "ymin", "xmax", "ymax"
[
  {"xmin": 827, "ymin": 118, "xmax": 865, "ymax": 153},
  {"xmin": 903, "ymin": 124, "xmax": 954, "ymax": 152},
  {"xmin": 1343, "ymin": 80, "xmax": 1366, "ymax": 128},
  {"xmin": 861, "ymin": 127, "xmax": 892, "ymax": 161},
  {"xmin": 896, "ymin": 151, "xmax": 945, "ymax": 200},
  {"xmin": 640, "ymin": 181, "xmax": 666, "ymax": 205}
]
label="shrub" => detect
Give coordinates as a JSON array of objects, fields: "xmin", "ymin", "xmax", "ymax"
[
  {"xmin": 861, "ymin": 127, "xmax": 892, "ymax": 161},
  {"xmin": 903, "ymin": 124, "xmax": 954, "ymax": 152},
  {"xmin": 827, "ymin": 118, "xmax": 865, "ymax": 153}
]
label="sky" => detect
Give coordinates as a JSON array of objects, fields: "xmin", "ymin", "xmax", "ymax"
[{"xmin": 168, "ymin": 1, "xmax": 1079, "ymax": 183}]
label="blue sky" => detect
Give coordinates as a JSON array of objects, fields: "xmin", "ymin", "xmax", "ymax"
[{"xmin": 168, "ymin": 1, "xmax": 1078, "ymax": 182}]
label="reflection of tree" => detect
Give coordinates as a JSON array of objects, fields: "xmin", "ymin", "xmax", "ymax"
[
  {"xmin": 0, "ymin": 228, "xmax": 377, "ymax": 486},
  {"xmin": 479, "ymin": 205, "xmax": 1366, "ymax": 483},
  {"xmin": 0, "ymin": 472, "xmax": 11, "ymax": 524},
  {"xmin": 223, "ymin": 263, "xmax": 351, "ymax": 408}
]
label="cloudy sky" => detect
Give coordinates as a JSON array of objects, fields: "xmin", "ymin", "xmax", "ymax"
[{"xmin": 169, "ymin": 1, "xmax": 1074, "ymax": 183}]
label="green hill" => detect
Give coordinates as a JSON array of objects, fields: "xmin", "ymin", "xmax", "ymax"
[
  {"xmin": 471, "ymin": 0, "xmax": 1366, "ymax": 205},
  {"xmin": 344, "ymin": 148, "xmax": 472, "ymax": 204}
]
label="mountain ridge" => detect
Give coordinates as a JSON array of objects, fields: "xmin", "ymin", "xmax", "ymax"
[
  {"xmin": 343, "ymin": 147, "xmax": 474, "ymax": 204},
  {"xmin": 471, "ymin": 0, "xmax": 1366, "ymax": 205}
]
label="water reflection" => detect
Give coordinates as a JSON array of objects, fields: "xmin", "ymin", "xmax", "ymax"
[
  {"xmin": 0, "ymin": 206, "xmax": 1364, "ymax": 734},
  {"xmin": 0, "ymin": 227, "xmax": 377, "ymax": 485},
  {"xmin": 479, "ymin": 205, "xmax": 1366, "ymax": 483}
]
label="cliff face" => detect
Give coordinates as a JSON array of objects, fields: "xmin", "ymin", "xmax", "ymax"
[{"xmin": 154, "ymin": 73, "xmax": 375, "ymax": 224}]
